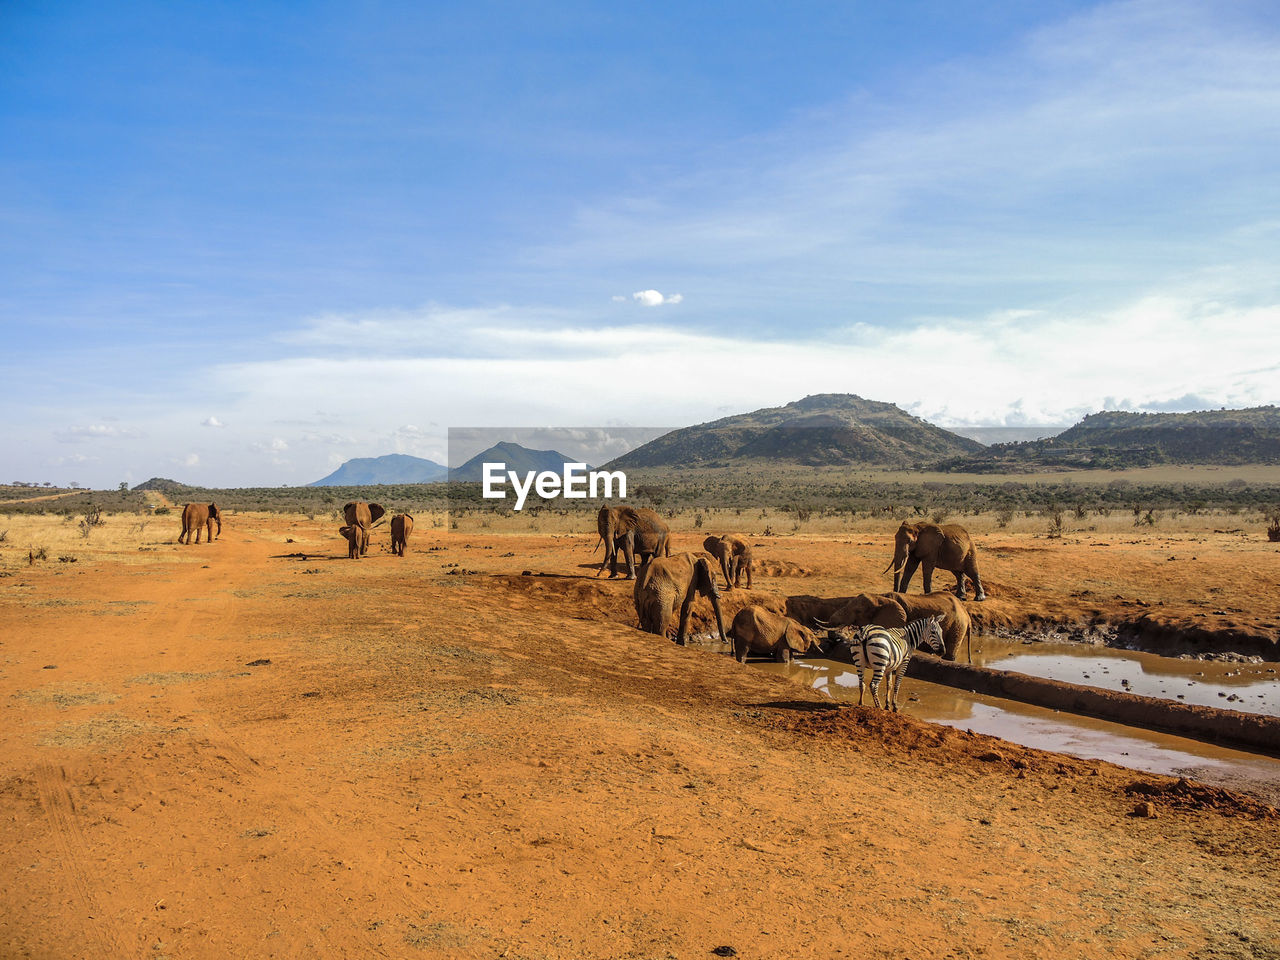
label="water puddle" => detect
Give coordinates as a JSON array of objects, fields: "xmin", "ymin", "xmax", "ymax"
[
  {"xmin": 742, "ymin": 651, "xmax": 1280, "ymax": 803},
  {"xmin": 973, "ymin": 638, "xmax": 1280, "ymax": 716}
]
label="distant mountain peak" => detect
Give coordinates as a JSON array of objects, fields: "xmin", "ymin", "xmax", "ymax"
[
  {"xmin": 311, "ymin": 454, "xmax": 447, "ymax": 487},
  {"xmin": 450, "ymin": 442, "xmax": 585, "ymax": 482}
]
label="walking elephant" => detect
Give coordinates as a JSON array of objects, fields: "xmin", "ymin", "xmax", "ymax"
[
  {"xmin": 809, "ymin": 591, "xmax": 974, "ymax": 663},
  {"xmin": 887, "ymin": 521, "xmax": 985, "ymax": 601},
  {"xmin": 390, "ymin": 514, "xmax": 413, "ymax": 557},
  {"xmin": 341, "ymin": 501, "xmax": 385, "ymax": 559},
  {"xmin": 703, "ymin": 534, "xmax": 754, "ymax": 589},
  {"xmin": 179, "ymin": 502, "xmax": 220, "ymax": 544},
  {"xmin": 596, "ymin": 505, "xmax": 670, "ymax": 580},
  {"xmin": 729, "ymin": 606, "xmax": 826, "ymax": 663},
  {"xmin": 339, "ymin": 523, "xmax": 369, "ymax": 559},
  {"xmin": 633, "ymin": 553, "xmax": 726, "ymax": 645}
]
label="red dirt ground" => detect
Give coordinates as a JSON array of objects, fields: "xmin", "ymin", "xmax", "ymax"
[{"xmin": 3, "ymin": 514, "xmax": 1279, "ymax": 959}]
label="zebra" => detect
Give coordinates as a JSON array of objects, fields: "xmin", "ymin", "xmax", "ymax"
[{"xmin": 850, "ymin": 616, "xmax": 946, "ymax": 712}]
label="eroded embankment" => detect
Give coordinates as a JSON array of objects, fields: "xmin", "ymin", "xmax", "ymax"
[{"xmin": 896, "ymin": 653, "xmax": 1280, "ymax": 755}]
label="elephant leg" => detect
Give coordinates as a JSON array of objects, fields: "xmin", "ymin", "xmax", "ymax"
[
  {"xmin": 775, "ymin": 644, "xmax": 791, "ymax": 664},
  {"xmin": 721, "ymin": 557, "xmax": 734, "ymax": 590},
  {"xmin": 899, "ymin": 556, "xmax": 920, "ymax": 592},
  {"xmin": 744, "ymin": 561, "xmax": 752, "ymax": 590},
  {"xmin": 967, "ymin": 559, "xmax": 986, "ymax": 601},
  {"xmin": 952, "ymin": 570, "xmax": 968, "ymax": 600},
  {"xmin": 676, "ymin": 593, "xmax": 694, "ymax": 645},
  {"xmin": 920, "ymin": 561, "xmax": 934, "ymax": 593}
]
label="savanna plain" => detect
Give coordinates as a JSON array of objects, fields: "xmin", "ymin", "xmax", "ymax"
[{"xmin": 4, "ymin": 483, "xmax": 1280, "ymax": 960}]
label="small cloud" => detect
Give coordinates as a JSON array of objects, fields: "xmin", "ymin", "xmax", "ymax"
[
  {"xmin": 630, "ymin": 290, "xmax": 683, "ymax": 307},
  {"xmin": 56, "ymin": 423, "xmax": 143, "ymax": 443},
  {"xmin": 182, "ymin": 453, "xmax": 200, "ymax": 467},
  {"xmin": 611, "ymin": 295, "xmax": 627, "ymax": 302},
  {"xmin": 202, "ymin": 416, "xmax": 225, "ymax": 428}
]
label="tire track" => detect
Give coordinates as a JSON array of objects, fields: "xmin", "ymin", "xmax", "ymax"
[{"xmin": 35, "ymin": 763, "xmax": 127, "ymax": 958}]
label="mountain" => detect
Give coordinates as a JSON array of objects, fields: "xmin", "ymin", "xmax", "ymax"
[
  {"xmin": 604, "ymin": 394, "xmax": 985, "ymax": 469},
  {"xmin": 311, "ymin": 454, "xmax": 448, "ymax": 486},
  {"xmin": 939, "ymin": 406, "xmax": 1280, "ymax": 470},
  {"xmin": 450, "ymin": 441, "xmax": 586, "ymax": 482},
  {"xmin": 132, "ymin": 477, "xmax": 194, "ymax": 493}
]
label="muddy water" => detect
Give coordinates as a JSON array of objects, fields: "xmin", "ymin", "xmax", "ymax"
[
  {"xmin": 973, "ymin": 637, "xmax": 1280, "ymax": 717},
  {"xmin": 732, "ymin": 649, "xmax": 1280, "ymax": 802}
]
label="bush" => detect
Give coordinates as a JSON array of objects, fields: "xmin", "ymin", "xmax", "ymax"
[
  {"xmin": 153, "ymin": 506, "xmax": 171, "ymax": 516},
  {"xmin": 1267, "ymin": 515, "xmax": 1280, "ymax": 542}
]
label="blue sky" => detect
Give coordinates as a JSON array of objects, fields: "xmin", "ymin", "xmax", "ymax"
[{"xmin": 2, "ymin": 0, "xmax": 1278, "ymax": 486}]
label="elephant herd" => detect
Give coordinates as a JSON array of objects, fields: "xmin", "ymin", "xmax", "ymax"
[
  {"xmin": 338, "ymin": 502, "xmax": 415, "ymax": 559},
  {"xmin": 610, "ymin": 510, "xmax": 985, "ymax": 674},
  {"xmin": 176, "ymin": 500, "xmax": 414, "ymax": 559}
]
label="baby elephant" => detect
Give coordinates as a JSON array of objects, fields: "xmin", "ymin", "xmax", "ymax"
[
  {"xmin": 390, "ymin": 514, "xmax": 414, "ymax": 557},
  {"xmin": 339, "ymin": 523, "xmax": 369, "ymax": 560},
  {"xmin": 729, "ymin": 606, "xmax": 827, "ymax": 663}
]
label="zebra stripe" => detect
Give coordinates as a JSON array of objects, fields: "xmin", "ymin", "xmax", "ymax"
[{"xmin": 851, "ymin": 617, "xmax": 945, "ymax": 712}]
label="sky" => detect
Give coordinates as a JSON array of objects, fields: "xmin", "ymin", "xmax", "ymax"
[{"xmin": 2, "ymin": 0, "xmax": 1278, "ymax": 487}]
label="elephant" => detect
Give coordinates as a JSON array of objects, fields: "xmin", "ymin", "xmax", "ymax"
[
  {"xmin": 633, "ymin": 553, "xmax": 726, "ymax": 645},
  {"xmin": 390, "ymin": 514, "xmax": 413, "ymax": 557},
  {"xmin": 702, "ymin": 534, "xmax": 754, "ymax": 589},
  {"xmin": 596, "ymin": 505, "xmax": 670, "ymax": 580},
  {"xmin": 339, "ymin": 523, "xmax": 369, "ymax": 559},
  {"xmin": 806, "ymin": 591, "xmax": 974, "ymax": 663},
  {"xmin": 341, "ymin": 502, "xmax": 385, "ymax": 558},
  {"xmin": 887, "ymin": 521, "xmax": 985, "ymax": 601},
  {"xmin": 179, "ymin": 502, "xmax": 220, "ymax": 544},
  {"xmin": 728, "ymin": 606, "xmax": 827, "ymax": 663}
]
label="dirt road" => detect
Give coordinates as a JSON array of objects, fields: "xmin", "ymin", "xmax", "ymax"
[{"xmin": 3, "ymin": 513, "xmax": 1278, "ymax": 959}]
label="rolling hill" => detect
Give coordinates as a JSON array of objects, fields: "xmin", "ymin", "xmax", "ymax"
[
  {"xmin": 311, "ymin": 454, "xmax": 448, "ymax": 486},
  {"xmin": 604, "ymin": 394, "xmax": 985, "ymax": 469}
]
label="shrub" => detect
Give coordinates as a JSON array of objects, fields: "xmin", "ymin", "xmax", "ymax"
[
  {"xmin": 1267, "ymin": 514, "xmax": 1280, "ymax": 543},
  {"xmin": 153, "ymin": 506, "xmax": 171, "ymax": 516},
  {"xmin": 1047, "ymin": 511, "xmax": 1064, "ymax": 539}
]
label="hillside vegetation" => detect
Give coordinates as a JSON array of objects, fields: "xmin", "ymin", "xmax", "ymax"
[{"xmin": 940, "ymin": 406, "xmax": 1280, "ymax": 471}]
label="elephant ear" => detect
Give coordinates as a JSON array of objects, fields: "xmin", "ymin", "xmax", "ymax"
[
  {"xmin": 343, "ymin": 502, "xmax": 358, "ymax": 523},
  {"xmin": 368, "ymin": 503, "xmax": 386, "ymax": 524},
  {"xmin": 208, "ymin": 503, "xmax": 219, "ymax": 518},
  {"xmin": 785, "ymin": 622, "xmax": 814, "ymax": 653},
  {"xmin": 693, "ymin": 557, "xmax": 719, "ymax": 596}
]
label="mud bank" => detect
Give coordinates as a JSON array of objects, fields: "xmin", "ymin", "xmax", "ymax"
[
  {"xmin": 890, "ymin": 652, "xmax": 1280, "ymax": 755},
  {"xmin": 1117, "ymin": 613, "xmax": 1280, "ymax": 661}
]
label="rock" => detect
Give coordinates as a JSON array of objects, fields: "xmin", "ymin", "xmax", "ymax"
[
  {"xmin": 1132, "ymin": 801, "xmax": 1158, "ymax": 819},
  {"xmin": 712, "ymin": 948, "xmax": 738, "ymax": 958},
  {"xmin": 977, "ymin": 751, "xmax": 1004, "ymax": 763}
]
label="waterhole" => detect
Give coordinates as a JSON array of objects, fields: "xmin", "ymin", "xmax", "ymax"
[
  {"xmin": 692, "ymin": 637, "xmax": 1280, "ymax": 802},
  {"xmin": 973, "ymin": 637, "xmax": 1280, "ymax": 716}
]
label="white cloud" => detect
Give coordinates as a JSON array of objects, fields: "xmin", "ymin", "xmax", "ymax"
[
  {"xmin": 631, "ymin": 290, "xmax": 682, "ymax": 306},
  {"xmin": 202, "ymin": 416, "xmax": 225, "ymax": 428},
  {"xmin": 182, "ymin": 453, "xmax": 200, "ymax": 467},
  {"xmin": 56, "ymin": 423, "xmax": 143, "ymax": 442}
]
